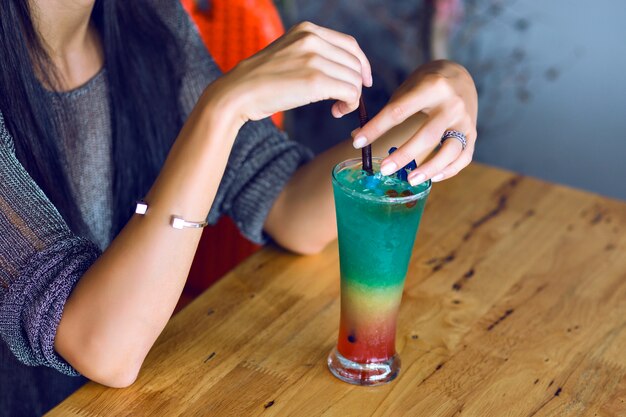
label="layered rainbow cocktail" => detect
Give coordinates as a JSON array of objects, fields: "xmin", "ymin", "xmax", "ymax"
[{"xmin": 327, "ymin": 158, "xmax": 431, "ymax": 385}]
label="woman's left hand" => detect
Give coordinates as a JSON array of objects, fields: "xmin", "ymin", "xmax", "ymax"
[{"xmin": 352, "ymin": 60, "xmax": 478, "ymax": 185}]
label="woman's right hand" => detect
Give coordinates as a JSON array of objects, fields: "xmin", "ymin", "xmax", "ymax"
[{"xmin": 209, "ymin": 21, "xmax": 373, "ymax": 124}]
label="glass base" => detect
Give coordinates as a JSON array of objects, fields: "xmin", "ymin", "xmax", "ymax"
[{"xmin": 327, "ymin": 347, "xmax": 400, "ymax": 386}]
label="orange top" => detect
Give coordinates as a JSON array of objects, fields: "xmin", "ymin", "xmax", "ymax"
[{"xmin": 181, "ymin": 0, "xmax": 286, "ymax": 127}]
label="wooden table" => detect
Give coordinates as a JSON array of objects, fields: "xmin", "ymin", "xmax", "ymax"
[{"xmin": 49, "ymin": 163, "xmax": 626, "ymax": 417}]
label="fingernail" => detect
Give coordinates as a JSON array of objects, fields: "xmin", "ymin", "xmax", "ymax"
[
  {"xmin": 380, "ymin": 161, "xmax": 397, "ymax": 176},
  {"xmin": 409, "ymin": 173, "xmax": 426, "ymax": 185},
  {"xmin": 431, "ymin": 173, "xmax": 445, "ymax": 182},
  {"xmin": 353, "ymin": 135, "xmax": 367, "ymax": 149}
]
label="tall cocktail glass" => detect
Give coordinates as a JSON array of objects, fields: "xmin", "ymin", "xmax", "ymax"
[{"xmin": 327, "ymin": 157, "xmax": 431, "ymax": 386}]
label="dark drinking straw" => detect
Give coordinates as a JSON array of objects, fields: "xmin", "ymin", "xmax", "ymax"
[{"xmin": 358, "ymin": 97, "xmax": 373, "ymax": 175}]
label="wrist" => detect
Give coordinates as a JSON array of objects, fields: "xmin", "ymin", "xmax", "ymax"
[{"xmin": 199, "ymin": 77, "xmax": 248, "ymax": 131}]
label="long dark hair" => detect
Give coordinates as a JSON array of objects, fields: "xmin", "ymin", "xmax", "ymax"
[{"xmin": 0, "ymin": 0, "xmax": 183, "ymax": 237}]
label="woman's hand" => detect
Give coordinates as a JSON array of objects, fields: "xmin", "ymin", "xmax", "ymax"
[
  {"xmin": 352, "ymin": 60, "xmax": 478, "ymax": 185},
  {"xmin": 211, "ymin": 21, "xmax": 373, "ymax": 124}
]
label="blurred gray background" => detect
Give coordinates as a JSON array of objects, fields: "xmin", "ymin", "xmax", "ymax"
[{"xmin": 277, "ymin": 0, "xmax": 626, "ymax": 201}]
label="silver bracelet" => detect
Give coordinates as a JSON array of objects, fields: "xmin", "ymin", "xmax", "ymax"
[
  {"xmin": 170, "ymin": 216, "xmax": 208, "ymax": 230},
  {"xmin": 135, "ymin": 200, "xmax": 208, "ymax": 230},
  {"xmin": 135, "ymin": 200, "xmax": 149, "ymax": 215}
]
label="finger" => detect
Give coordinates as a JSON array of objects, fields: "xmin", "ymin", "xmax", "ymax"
[
  {"xmin": 314, "ymin": 40, "xmax": 363, "ymax": 81},
  {"xmin": 303, "ymin": 71, "xmax": 360, "ymax": 110},
  {"xmin": 247, "ymin": 69, "xmax": 359, "ymax": 119},
  {"xmin": 407, "ymin": 137, "xmax": 463, "ymax": 185},
  {"xmin": 379, "ymin": 110, "xmax": 450, "ymax": 176},
  {"xmin": 297, "ymin": 22, "xmax": 373, "ymax": 87},
  {"xmin": 428, "ymin": 131, "xmax": 477, "ymax": 181},
  {"xmin": 304, "ymin": 55, "xmax": 362, "ymax": 89},
  {"xmin": 301, "ymin": 55, "xmax": 362, "ymax": 116},
  {"xmin": 289, "ymin": 31, "xmax": 362, "ymax": 76},
  {"xmin": 353, "ymin": 87, "xmax": 442, "ymax": 149},
  {"xmin": 332, "ymin": 100, "xmax": 357, "ymax": 118},
  {"xmin": 432, "ymin": 147, "xmax": 474, "ymax": 182}
]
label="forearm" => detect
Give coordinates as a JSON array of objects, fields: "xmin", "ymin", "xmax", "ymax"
[
  {"xmin": 55, "ymin": 86, "xmax": 242, "ymax": 387},
  {"xmin": 267, "ymin": 113, "xmax": 428, "ymax": 254}
]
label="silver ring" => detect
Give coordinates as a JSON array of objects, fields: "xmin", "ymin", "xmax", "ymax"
[{"xmin": 441, "ymin": 130, "xmax": 467, "ymax": 150}]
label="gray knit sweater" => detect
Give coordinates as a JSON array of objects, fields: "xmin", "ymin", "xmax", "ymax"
[{"xmin": 0, "ymin": 2, "xmax": 311, "ymax": 415}]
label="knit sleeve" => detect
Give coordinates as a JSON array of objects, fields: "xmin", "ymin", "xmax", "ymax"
[
  {"xmin": 166, "ymin": 2, "xmax": 314, "ymax": 243},
  {"xmin": 0, "ymin": 113, "xmax": 101, "ymax": 375},
  {"xmin": 207, "ymin": 120, "xmax": 313, "ymax": 243}
]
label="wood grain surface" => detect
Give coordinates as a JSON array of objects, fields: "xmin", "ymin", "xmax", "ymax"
[{"xmin": 48, "ymin": 163, "xmax": 626, "ymax": 417}]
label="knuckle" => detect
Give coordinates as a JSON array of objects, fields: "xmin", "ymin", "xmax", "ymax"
[
  {"xmin": 345, "ymin": 34, "xmax": 359, "ymax": 47},
  {"xmin": 431, "ymin": 158, "xmax": 447, "ymax": 173},
  {"xmin": 446, "ymin": 166, "xmax": 460, "ymax": 177},
  {"xmin": 350, "ymin": 70, "xmax": 362, "ymax": 86},
  {"xmin": 298, "ymin": 32, "xmax": 320, "ymax": 50},
  {"xmin": 367, "ymin": 123, "xmax": 382, "ymax": 138},
  {"xmin": 347, "ymin": 54, "xmax": 362, "ymax": 71},
  {"xmin": 389, "ymin": 102, "xmax": 407, "ymax": 123},
  {"xmin": 449, "ymin": 96, "xmax": 466, "ymax": 114},
  {"xmin": 392, "ymin": 148, "xmax": 412, "ymax": 166},
  {"xmin": 346, "ymin": 100, "xmax": 359, "ymax": 113},
  {"xmin": 424, "ymin": 73, "xmax": 447, "ymax": 90},
  {"xmin": 303, "ymin": 52, "xmax": 320, "ymax": 67},
  {"xmin": 420, "ymin": 165, "xmax": 436, "ymax": 178},
  {"xmin": 296, "ymin": 21, "xmax": 315, "ymax": 32},
  {"xmin": 352, "ymin": 86, "xmax": 361, "ymax": 102},
  {"xmin": 347, "ymin": 85, "xmax": 359, "ymax": 101},
  {"xmin": 306, "ymin": 71, "xmax": 324, "ymax": 88}
]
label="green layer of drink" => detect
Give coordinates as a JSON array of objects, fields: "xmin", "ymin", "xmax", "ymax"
[{"xmin": 333, "ymin": 160, "xmax": 430, "ymax": 288}]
